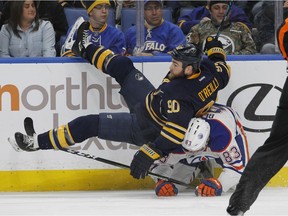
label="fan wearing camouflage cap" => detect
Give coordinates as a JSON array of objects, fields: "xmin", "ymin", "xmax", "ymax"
[{"xmin": 187, "ymin": 0, "xmax": 256, "ymax": 55}]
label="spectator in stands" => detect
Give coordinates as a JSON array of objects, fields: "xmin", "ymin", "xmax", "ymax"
[
  {"xmin": 177, "ymin": 0, "xmax": 253, "ymax": 35},
  {"xmin": 234, "ymin": 0, "xmax": 260, "ymax": 23},
  {"xmin": 0, "ymin": 1, "xmax": 3, "ymax": 27},
  {"xmin": 125, "ymin": 0, "xmax": 186, "ymax": 56},
  {"xmin": 37, "ymin": 1, "xmax": 69, "ymax": 56},
  {"xmin": 115, "ymin": 0, "xmax": 136, "ymax": 25},
  {"xmin": 0, "ymin": 2, "xmax": 12, "ymax": 28},
  {"xmin": 0, "ymin": 0, "xmax": 56, "ymax": 57},
  {"xmin": 253, "ymin": 1, "xmax": 288, "ymax": 54},
  {"xmin": 0, "ymin": 1, "xmax": 68, "ymax": 56},
  {"xmin": 187, "ymin": 0, "xmax": 256, "ymax": 55},
  {"xmin": 166, "ymin": 1, "xmax": 206, "ymax": 23},
  {"xmin": 61, "ymin": 0, "xmax": 126, "ymax": 56}
]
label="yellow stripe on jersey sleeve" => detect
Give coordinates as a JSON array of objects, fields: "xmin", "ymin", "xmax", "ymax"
[
  {"xmin": 160, "ymin": 131, "xmax": 182, "ymax": 144},
  {"xmin": 162, "ymin": 125, "xmax": 185, "ymax": 140},
  {"xmin": 145, "ymin": 94, "xmax": 166, "ymax": 127},
  {"xmin": 166, "ymin": 122, "xmax": 186, "ymax": 133},
  {"xmin": 160, "ymin": 121, "xmax": 187, "ymax": 145}
]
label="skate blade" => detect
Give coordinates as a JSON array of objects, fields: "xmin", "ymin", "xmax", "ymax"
[
  {"xmin": 8, "ymin": 137, "xmax": 23, "ymax": 152},
  {"xmin": 61, "ymin": 17, "xmax": 85, "ymax": 56}
]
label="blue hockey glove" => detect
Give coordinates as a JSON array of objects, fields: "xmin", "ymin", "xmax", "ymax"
[
  {"xmin": 205, "ymin": 36, "xmax": 226, "ymax": 61},
  {"xmin": 155, "ymin": 180, "xmax": 178, "ymax": 196},
  {"xmin": 130, "ymin": 143, "xmax": 162, "ymax": 179},
  {"xmin": 195, "ymin": 178, "xmax": 222, "ymax": 197}
]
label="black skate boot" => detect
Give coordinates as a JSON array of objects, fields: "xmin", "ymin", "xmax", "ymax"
[
  {"xmin": 8, "ymin": 132, "xmax": 39, "ymax": 152},
  {"xmin": 72, "ymin": 21, "xmax": 92, "ymax": 58}
]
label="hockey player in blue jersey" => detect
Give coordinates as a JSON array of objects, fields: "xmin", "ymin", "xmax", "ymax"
[
  {"xmin": 151, "ymin": 104, "xmax": 249, "ymax": 197},
  {"xmin": 61, "ymin": 0, "xmax": 126, "ymax": 56},
  {"xmin": 8, "ymin": 20, "xmax": 230, "ymax": 180},
  {"xmin": 125, "ymin": 0, "xmax": 186, "ymax": 56}
]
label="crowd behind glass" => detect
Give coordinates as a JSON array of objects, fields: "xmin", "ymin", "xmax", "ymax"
[{"xmin": 0, "ymin": 0, "xmax": 286, "ymax": 57}]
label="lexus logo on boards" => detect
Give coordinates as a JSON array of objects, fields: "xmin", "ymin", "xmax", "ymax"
[{"xmin": 226, "ymin": 83, "xmax": 282, "ymax": 133}]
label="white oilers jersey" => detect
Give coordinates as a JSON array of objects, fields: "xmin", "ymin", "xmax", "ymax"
[{"xmin": 151, "ymin": 104, "xmax": 250, "ymax": 192}]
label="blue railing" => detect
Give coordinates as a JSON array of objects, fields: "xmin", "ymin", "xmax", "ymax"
[{"xmin": 0, "ymin": 54, "xmax": 284, "ymax": 64}]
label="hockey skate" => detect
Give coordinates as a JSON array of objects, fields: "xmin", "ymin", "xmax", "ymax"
[
  {"xmin": 60, "ymin": 17, "xmax": 85, "ymax": 57},
  {"xmin": 8, "ymin": 132, "xmax": 39, "ymax": 152},
  {"xmin": 8, "ymin": 117, "xmax": 39, "ymax": 152},
  {"xmin": 71, "ymin": 21, "xmax": 92, "ymax": 58}
]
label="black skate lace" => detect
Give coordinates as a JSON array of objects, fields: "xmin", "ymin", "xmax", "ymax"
[{"xmin": 82, "ymin": 30, "xmax": 90, "ymax": 45}]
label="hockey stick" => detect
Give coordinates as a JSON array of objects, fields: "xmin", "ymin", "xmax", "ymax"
[
  {"xmin": 215, "ymin": 0, "xmax": 233, "ymax": 40},
  {"xmin": 60, "ymin": 147, "xmax": 192, "ymax": 188},
  {"xmin": 23, "ymin": 117, "xmax": 192, "ymax": 188}
]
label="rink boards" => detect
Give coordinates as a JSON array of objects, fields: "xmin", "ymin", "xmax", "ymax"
[{"xmin": 0, "ymin": 56, "xmax": 287, "ymax": 191}]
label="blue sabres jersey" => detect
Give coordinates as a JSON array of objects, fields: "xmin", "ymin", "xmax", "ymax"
[
  {"xmin": 64, "ymin": 22, "xmax": 126, "ymax": 55},
  {"xmin": 125, "ymin": 20, "xmax": 186, "ymax": 55},
  {"xmin": 138, "ymin": 58, "xmax": 230, "ymax": 154},
  {"xmin": 85, "ymin": 37, "xmax": 230, "ymax": 156},
  {"xmin": 87, "ymin": 24, "xmax": 126, "ymax": 55}
]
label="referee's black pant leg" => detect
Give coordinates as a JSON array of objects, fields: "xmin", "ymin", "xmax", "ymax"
[
  {"xmin": 228, "ymin": 79, "xmax": 288, "ymax": 213},
  {"xmin": 229, "ymin": 133, "xmax": 288, "ymax": 213}
]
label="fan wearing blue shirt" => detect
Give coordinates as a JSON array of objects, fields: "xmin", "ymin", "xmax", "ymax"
[
  {"xmin": 125, "ymin": 0, "xmax": 186, "ymax": 56},
  {"xmin": 61, "ymin": 0, "xmax": 126, "ymax": 56}
]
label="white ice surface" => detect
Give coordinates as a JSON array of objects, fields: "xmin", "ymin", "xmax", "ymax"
[{"xmin": 0, "ymin": 187, "xmax": 287, "ymax": 215}]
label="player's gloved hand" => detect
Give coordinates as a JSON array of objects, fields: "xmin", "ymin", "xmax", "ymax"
[
  {"xmin": 155, "ymin": 180, "xmax": 178, "ymax": 196},
  {"xmin": 195, "ymin": 178, "xmax": 222, "ymax": 197},
  {"xmin": 130, "ymin": 143, "xmax": 163, "ymax": 179},
  {"xmin": 204, "ymin": 36, "xmax": 226, "ymax": 61}
]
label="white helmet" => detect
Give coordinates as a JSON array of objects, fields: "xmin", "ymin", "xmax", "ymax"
[{"xmin": 182, "ymin": 118, "xmax": 210, "ymax": 152}]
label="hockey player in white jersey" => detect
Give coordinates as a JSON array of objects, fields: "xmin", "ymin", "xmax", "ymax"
[{"xmin": 151, "ymin": 104, "xmax": 250, "ymax": 197}]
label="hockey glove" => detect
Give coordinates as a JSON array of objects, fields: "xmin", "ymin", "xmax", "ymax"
[
  {"xmin": 155, "ymin": 180, "xmax": 178, "ymax": 196},
  {"xmin": 195, "ymin": 178, "xmax": 222, "ymax": 197},
  {"xmin": 204, "ymin": 36, "xmax": 226, "ymax": 61},
  {"xmin": 130, "ymin": 143, "xmax": 163, "ymax": 179}
]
